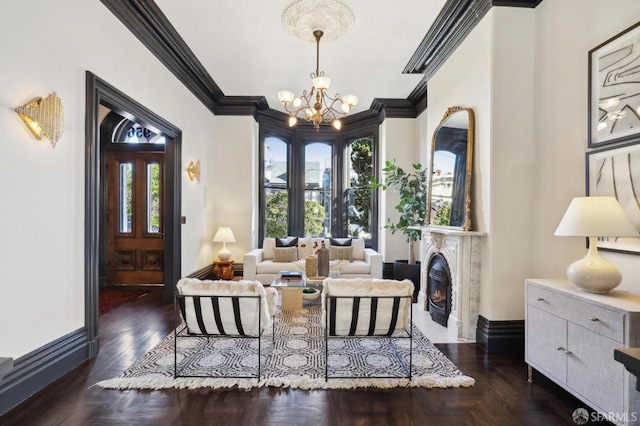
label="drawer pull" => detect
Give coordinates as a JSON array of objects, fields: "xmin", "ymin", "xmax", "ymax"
[
  {"xmin": 537, "ymin": 298, "xmax": 545, "ymax": 302},
  {"xmin": 556, "ymin": 347, "xmax": 572, "ymax": 355},
  {"xmin": 589, "ymin": 317, "xmax": 599, "ymax": 322}
]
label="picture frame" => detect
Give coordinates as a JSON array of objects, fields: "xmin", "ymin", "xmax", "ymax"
[
  {"xmin": 586, "ymin": 140, "xmax": 640, "ymax": 254},
  {"xmin": 588, "ymin": 21, "xmax": 640, "ymax": 148}
]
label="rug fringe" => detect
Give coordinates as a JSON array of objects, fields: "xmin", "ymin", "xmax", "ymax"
[{"xmin": 96, "ymin": 374, "xmax": 474, "ymax": 391}]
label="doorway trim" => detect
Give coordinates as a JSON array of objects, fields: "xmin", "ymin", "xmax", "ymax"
[{"xmin": 85, "ymin": 71, "xmax": 182, "ymax": 356}]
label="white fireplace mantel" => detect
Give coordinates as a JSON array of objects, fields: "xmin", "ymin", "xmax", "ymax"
[{"xmin": 418, "ymin": 226, "xmax": 485, "ymax": 341}]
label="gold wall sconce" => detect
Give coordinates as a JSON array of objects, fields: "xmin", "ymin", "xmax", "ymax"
[
  {"xmin": 15, "ymin": 92, "xmax": 64, "ymax": 148},
  {"xmin": 187, "ymin": 160, "xmax": 201, "ymax": 182}
]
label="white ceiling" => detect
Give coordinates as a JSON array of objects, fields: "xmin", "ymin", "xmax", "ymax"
[{"xmin": 153, "ymin": 0, "xmax": 447, "ymax": 115}]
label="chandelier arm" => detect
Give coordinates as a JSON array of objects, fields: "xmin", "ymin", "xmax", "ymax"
[
  {"xmin": 324, "ymin": 94, "xmax": 347, "ymax": 118},
  {"xmin": 278, "ymin": 29, "xmax": 355, "ymax": 130}
]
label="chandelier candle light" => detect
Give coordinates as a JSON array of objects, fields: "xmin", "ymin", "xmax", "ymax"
[
  {"xmin": 554, "ymin": 196, "xmax": 639, "ymax": 294},
  {"xmin": 278, "ymin": 29, "xmax": 358, "ymax": 131}
]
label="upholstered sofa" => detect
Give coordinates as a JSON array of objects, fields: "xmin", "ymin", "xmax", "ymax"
[{"xmin": 243, "ymin": 237, "xmax": 382, "ymax": 285}]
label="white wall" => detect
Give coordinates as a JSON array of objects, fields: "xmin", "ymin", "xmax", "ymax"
[
  {"xmin": 378, "ymin": 118, "xmax": 421, "ymax": 262},
  {"xmin": 208, "ymin": 115, "xmax": 257, "ymax": 262},
  {"xmin": 427, "ymin": 10, "xmax": 495, "ymax": 317},
  {"xmin": 0, "ymin": 0, "xmax": 214, "ymax": 358},
  {"xmin": 532, "ymin": 0, "xmax": 640, "ymax": 294},
  {"xmin": 486, "ymin": 8, "xmax": 536, "ymax": 319}
]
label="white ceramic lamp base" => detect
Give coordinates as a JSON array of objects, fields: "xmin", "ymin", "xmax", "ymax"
[
  {"xmin": 217, "ymin": 244, "xmax": 232, "ymax": 261},
  {"xmin": 567, "ymin": 237, "xmax": 621, "ymax": 294}
]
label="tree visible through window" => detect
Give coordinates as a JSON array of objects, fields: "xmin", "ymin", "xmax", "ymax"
[
  {"xmin": 347, "ymin": 137, "xmax": 373, "ymax": 239},
  {"xmin": 259, "ymin": 127, "xmax": 378, "ymax": 248}
]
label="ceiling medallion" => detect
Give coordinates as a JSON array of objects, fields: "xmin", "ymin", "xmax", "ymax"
[{"xmin": 282, "ymin": 0, "xmax": 355, "ymax": 44}]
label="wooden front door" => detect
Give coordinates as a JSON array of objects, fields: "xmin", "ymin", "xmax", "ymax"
[{"xmin": 106, "ymin": 151, "xmax": 164, "ymax": 285}]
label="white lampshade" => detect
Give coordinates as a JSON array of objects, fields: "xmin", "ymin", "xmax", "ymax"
[
  {"xmin": 213, "ymin": 227, "xmax": 235, "ymax": 261},
  {"xmin": 555, "ymin": 196, "xmax": 638, "ymax": 293},
  {"xmin": 277, "ymin": 91, "xmax": 295, "ymax": 104},
  {"xmin": 555, "ymin": 196, "xmax": 638, "ymax": 237},
  {"xmin": 341, "ymin": 94, "xmax": 358, "ymax": 108},
  {"xmin": 312, "ymin": 75, "xmax": 331, "ymax": 90}
]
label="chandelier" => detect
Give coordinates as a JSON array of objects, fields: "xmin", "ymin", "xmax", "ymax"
[{"xmin": 277, "ymin": 29, "xmax": 358, "ymax": 131}]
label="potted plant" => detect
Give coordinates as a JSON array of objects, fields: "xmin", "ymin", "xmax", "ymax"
[{"xmin": 372, "ymin": 160, "xmax": 428, "ymax": 302}]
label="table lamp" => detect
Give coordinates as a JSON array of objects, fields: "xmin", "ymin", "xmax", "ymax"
[
  {"xmin": 213, "ymin": 227, "xmax": 235, "ymax": 261},
  {"xmin": 554, "ymin": 196, "xmax": 639, "ymax": 294}
]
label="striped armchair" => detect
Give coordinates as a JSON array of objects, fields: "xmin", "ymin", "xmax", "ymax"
[
  {"xmin": 322, "ymin": 278, "xmax": 414, "ymax": 381},
  {"xmin": 174, "ymin": 278, "xmax": 277, "ymax": 379}
]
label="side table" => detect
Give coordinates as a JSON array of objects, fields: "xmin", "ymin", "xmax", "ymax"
[{"xmin": 213, "ymin": 258, "xmax": 234, "ymax": 280}]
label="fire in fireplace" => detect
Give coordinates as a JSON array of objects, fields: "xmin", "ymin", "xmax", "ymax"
[{"xmin": 427, "ymin": 253, "xmax": 452, "ymax": 327}]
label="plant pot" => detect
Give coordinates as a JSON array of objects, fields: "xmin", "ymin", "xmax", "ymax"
[{"xmin": 393, "ymin": 260, "xmax": 421, "ymax": 303}]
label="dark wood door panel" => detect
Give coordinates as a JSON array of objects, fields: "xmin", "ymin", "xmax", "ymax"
[{"xmin": 107, "ymin": 151, "xmax": 164, "ymax": 284}]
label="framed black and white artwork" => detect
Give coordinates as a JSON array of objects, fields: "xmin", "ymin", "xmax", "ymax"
[
  {"xmin": 586, "ymin": 141, "xmax": 640, "ymax": 253},
  {"xmin": 588, "ymin": 21, "xmax": 640, "ymax": 148}
]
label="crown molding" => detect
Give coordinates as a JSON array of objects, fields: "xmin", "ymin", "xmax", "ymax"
[
  {"xmin": 492, "ymin": 0, "xmax": 543, "ymax": 7},
  {"xmin": 101, "ymin": 0, "xmax": 543, "ymax": 123},
  {"xmin": 403, "ymin": 0, "xmax": 493, "ymax": 77},
  {"xmin": 99, "ymin": 0, "xmax": 266, "ymax": 116}
]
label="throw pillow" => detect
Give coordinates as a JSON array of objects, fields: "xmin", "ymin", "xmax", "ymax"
[
  {"xmin": 329, "ymin": 245, "xmax": 353, "ymax": 261},
  {"xmin": 262, "ymin": 238, "xmax": 276, "ymax": 259},
  {"xmin": 273, "ymin": 246, "xmax": 298, "ymax": 262},
  {"xmin": 297, "ymin": 237, "xmax": 314, "ymax": 259},
  {"xmin": 351, "ymin": 238, "xmax": 366, "ymax": 260},
  {"xmin": 330, "ymin": 237, "xmax": 352, "ymax": 246},
  {"xmin": 276, "ymin": 237, "xmax": 298, "ymax": 247}
]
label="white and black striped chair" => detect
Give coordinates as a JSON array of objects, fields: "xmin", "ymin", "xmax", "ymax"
[
  {"xmin": 322, "ymin": 278, "xmax": 414, "ymax": 381},
  {"xmin": 174, "ymin": 278, "xmax": 277, "ymax": 379}
]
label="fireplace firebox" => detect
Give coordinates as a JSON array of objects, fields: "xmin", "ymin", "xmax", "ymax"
[{"xmin": 427, "ymin": 253, "xmax": 452, "ymax": 327}]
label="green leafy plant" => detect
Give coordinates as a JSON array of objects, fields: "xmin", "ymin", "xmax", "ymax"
[
  {"xmin": 347, "ymin": 138, "xmax": 373, "ymax": 237},
  {"xmin": 371, "ymin": 160, "xmax": 428, "ymax": 264}
]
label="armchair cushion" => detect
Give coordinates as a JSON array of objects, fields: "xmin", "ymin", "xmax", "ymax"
[
  {"xmin": 323, "ymin": 278, "xmax": 414, "ymax": 336},
  {"xmin": 177, "ymin": 278, "xmax": 276, "ymax": 336}
]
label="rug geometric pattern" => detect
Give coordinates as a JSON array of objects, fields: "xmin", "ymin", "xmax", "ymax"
[{"xmin": 97, "ymin": 306, "xmax": 474, "ymax": 390}]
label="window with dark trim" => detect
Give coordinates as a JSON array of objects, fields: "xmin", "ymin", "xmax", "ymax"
[{"xmin": 259, "ymin": 123, "xmax": 379, "ymax": 249}]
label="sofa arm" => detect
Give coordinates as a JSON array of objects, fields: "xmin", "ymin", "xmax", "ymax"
[
  {"xmin": 364, "ymin": 248, "xmax": 383, "ymax": 279},
  {"xmin": 243, "ymin": 249, "xmax": 263, "ymax": 281}
]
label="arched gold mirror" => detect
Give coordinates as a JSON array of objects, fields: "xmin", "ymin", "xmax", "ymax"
[{"xmin": 427, "ymin": 106, "xmax": 475, "ymax": 230}]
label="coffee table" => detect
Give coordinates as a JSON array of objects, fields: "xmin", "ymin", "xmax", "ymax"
[{"xmin": 271, "ymin": 273, "xmax": 322, "ymax": 311}]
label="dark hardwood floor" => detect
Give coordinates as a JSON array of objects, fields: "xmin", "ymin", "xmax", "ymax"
[{"xmin": 0, "ymin": 288, "xmax": 603, "ymax": 425}]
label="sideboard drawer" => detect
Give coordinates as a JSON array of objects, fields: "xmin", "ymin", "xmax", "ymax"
[
  {"xmin": 527, "ymin": 284, "xmax": 569, "ymax": 316},
  {"xmin": 565, "ymin": 301, "xmax": 624, "ymax": 343},
  {"xmin": 528, "ymin": 283, "xmax": 624, "ymax": 342}
]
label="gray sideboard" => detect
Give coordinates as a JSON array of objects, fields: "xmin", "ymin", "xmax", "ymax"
[{"xmin": 525, "ymin": 278, "xmax": 640, "ymax": 425}]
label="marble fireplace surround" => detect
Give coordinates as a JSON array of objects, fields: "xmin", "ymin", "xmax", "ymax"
[{"xmin": 418, "ymin": 226, "xmax": 485, "ymax": 341}]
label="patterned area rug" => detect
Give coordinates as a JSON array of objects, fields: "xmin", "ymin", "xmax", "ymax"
[{"xmin": 96, "ymin": 306, "xmax": 474, "ymax": 390}]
